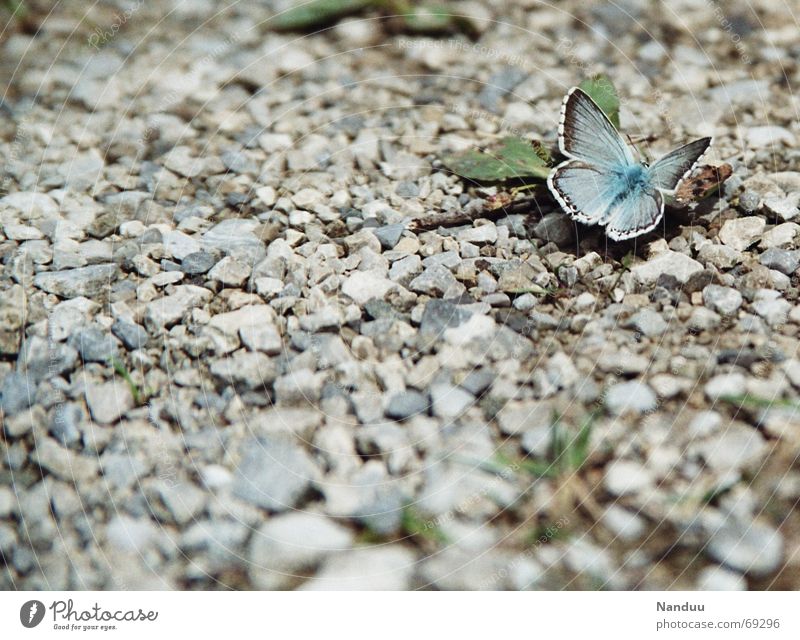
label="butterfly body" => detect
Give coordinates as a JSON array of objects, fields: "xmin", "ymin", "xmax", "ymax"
[{"xmin": 548, "ymin": 87, "xmax": 712, "ymax": 241}]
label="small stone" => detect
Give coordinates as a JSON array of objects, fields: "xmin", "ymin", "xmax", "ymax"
[
  {"xmin": 111, "ymin": 318, "xmax": 149, "ymax": 351},
  {"xmin": 627, "ymin": 308, "xmax": 667, "ymax": 336},
  {"xmin": 85, "ymin": 381, "xmax": 135, "ymax": 424},
  {"xmin": 163, "ymin": 230, "xmax": 202, "ymax": 261},
  {"xmin": 695, "ymin": 565, "xmax": 747, "ymax": 591},
  {"xmin": 753, "ymin": 292, "xmax": 790, "ymax": 326},
  {"xmin": 386, "ymin": 391, "xmax": 429, "ymax": 420},
  {"xmin": 705, "ymin": 373, "xmax": 746, "ymax": 400},
  {"xmin": 299, "ymin": 546, "xmax": 415, "ymax": 590},
  {"xmin": 0, "ymin": 371, "xmax": 35, "ymax": 416},
  {"xmin": 718, "ymin": 217, "xmax": 766, "ymax": 251},
  {"xmin": 458, "ymin": 223, "xmax": 497, "ymax": 244},
  {"xmin": 759, "ymin": 248, "xmax": 800, "ymax": 275},
  {"xmin": 68, "ymin": 326, "xmax": 119, "ymax": 363},
  {"xmin": 704, "ymin": 513, "xmax": 783, "ymax": 577},
  {"xmin": 291, "ymin": 188, "xmax": 323, "ymax": 209},
  {"xmin": 763, "ymin": 196, "xmax": 800, "ymax": 221},
  {"xmin": 144, "ymin": 285, "xmax": 213, "ymax": 331},
  {"xmin": 32, "ymin": 437, "xmax": 98, "ymax": 482},
  {"xmin": 106, "ymin": 515, "xmax": 159, "ymax": 554},
  {"xmin": 688, "ymin": 411, "xmax": 723, "ymax": 437},
  {"xmin": 760, "ymin": 223, "xmax": 800, "ymax": 249},
  {"xmin": 210, "ymin": 351, "xmax": 277, "ymax": 391},
  {"xmin": 164, "ymin": 145, "xmax": 204, "ymax": 177},
  {"xmin": 605, "ymin": 381, "xmax": 657, "ymax": 414},
  {"xmin": 181, "ymin": 251, "xmax": 217, "ymax": 275},
  {"xmin": 240, "ymin": 324, "xmax": 282, "ymax": 355},
  {"xmin": 702, "ymin": 285, "xmax": 743, "ymax": 316},
  {"xmin": 233, "ymin": 437, "xmax": 317, "ymax": 511},
  {"xmin": 533, "ymin": 213, "xmax": 575, "ymax": 246},
  {"xmin": 388, "ymin": 255, "xmax": 422, "ymax": 286},
  {"xmin": 274, "ymin": 368, "xmax": 324, "ymax": 404},
  {"xmin": 208, "ymin": 256, "xmax": 251, "ymax": 286},
  {"xmin": 49, "ymin": 402, "xmax": 84, "ymax": 447},
  {"xmin": 430, "ymin": 383, "xmax": 474, "ymax": 419},
  {"xmin": 602, "ymin": 505, "xmax": 646, "ymax": 541},
  {"xmin": 249, "ymin": 512, "xmax": 353, "ymax": 588},
  {"xmin": 372, "ymin": 223, "xmax": 405, "ymax": 250},
  {"xmin": 688, "ymin": 307, "xmax": 721, "ymax": 331},
  {"xmin": 697, "ymin": 243, "xmax": 741, "ymax": 269},
  {"xmin": 631, "ymin": 251, "xmax": 703, "ymax": 286},
  {"xmin": 34, "ymin": 263, "xmax": 118, "ymax": 299},
  {"xmin": 496, "ymin": 400, "xmax": 553, "ymax": 436},
  {"xmin": 604, "ymin": 459, "xmax": 654, "ymax": 496},
  {"xmin": 745, "ymin": 126, "xmax": 796, "ymax": 148},
  {"xmin": 409, "ymin": 265, "xmax": 465, "ymax": 298},
  {"xmin": 341, "ymin": 271, "xmax": 396, "ymax": 305}
]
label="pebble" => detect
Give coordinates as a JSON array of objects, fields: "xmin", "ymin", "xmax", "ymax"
[
  {"xmin": 533, "ymin": 213, "xmax": 575, "ymax": 246},
  {"xmin": 702, "ymin": 285, "xmax": 742, "ymax": 316},
  {"xmin": 695, "ymin": 565, "xmax": 747, "ymax": 590},
  {"xmin": 745, "ymin": 126, "xmax": 796, "ymax": 148},
  {"xmin": 430, "ymin": 383, "xmax": 474, "ymax": 419},
  {"xmin": 144, "ymin": 285, "xmax": 213, "ymax": 331},
  {"xmin": 759, "ymin": 248, "xmax": 800, "ymax": 275},
  {"xmin": 627, "ymin": 308, "xmax": 667, "ymax": 336},
  {"xmin": 409, "ymin": 265, "xmax": 465, "ymax": 298},
  {"xmin": 111, "ymin": 318, "xmax": 149, "ymax": 351},
  {"xmin": 34, "ymin": 263, "xmax": 118, "ymax": 299},
  {"xmin": 386, "ymin": 391, "xmax": 429, "ymax": 420},
  {"xmin": 163, "ymin": 230, "xmax": 202, "ymax": 261},
  {"xmin": 718, "ymin": 217, "xmax": 766, "ymax": 251},
  {"xmin": 631, "ymin": 251, "xmax": 703, "ymax": 286},
  {"xmin": 704, "ymin": 512, "xmax": 783, "ymax": 577},
  {"xmin": 372, "ymin": 223, "xmax": 405, "ymax": 249},
  {"xmin": 208, "ymin": 256, "xmax": 251, "ymax": 286},
  {"xmin": 249, "ymin": 512, "xmax": 353, "ymax": 588},
  {"xmin": 602, "ymin": 505, "xmax": 646, "ymax": 541},
  {"xmin": 299, "ymin": 547, "xmax": 415, "ymax": 590},
  {"xmin": 233, "ymin": 437, "xmax": 318, "ymax": 512},
  {"xmin": 85, "ymin": 381, "xmax": 134, "ymax": 424},
  {"xmin": 0, "ymin": 371, "xmax": 36, "ymax": 416},
  {"xmin": 181, "ymin": 251, "xmax": 217, "ymax": 275},
  {"xmin": 68, "ymin": 326, "xmax": 119, "ymax": 363},
  {"xmin": 704, "ymin": 373, "xmax": 746, "ymax": 400},
  {"xmin": 341, "ymin": 271, "xmax": 396, "ymax": 305},
  {"xmin": 605, "ymin": 381, "xmax": 657, "ymax": 415},
  {"xmin": 604, "ymin": 459, "xmax": 654, "ymax": 496}
]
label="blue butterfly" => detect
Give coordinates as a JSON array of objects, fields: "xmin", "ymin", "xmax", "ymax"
[{"xmin": 547, "ymin": 87, "xmax": 712, "ymax": 241}]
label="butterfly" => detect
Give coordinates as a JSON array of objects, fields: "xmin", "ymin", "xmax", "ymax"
[{"xmin": 547, "ymin": 87, "xmax": 712, "ymax": 241}]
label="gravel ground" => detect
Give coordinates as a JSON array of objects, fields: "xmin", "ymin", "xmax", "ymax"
[{"xmin": 1, "ymin": 0, "xmax": 799, "ymax": 590}]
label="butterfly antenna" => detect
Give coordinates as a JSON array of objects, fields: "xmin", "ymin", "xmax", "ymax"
[{"xmin": 626, "ymin": 134, "xmax": 652, "ymax": 164}]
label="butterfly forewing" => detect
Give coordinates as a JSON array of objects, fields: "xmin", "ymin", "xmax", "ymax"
[
  {"xmin": 548, "ymin": 160, "xmax": 628, "ymax": 225},
  {"xmin": 647, "ymin": 137, "xmax": 712, "ymax": 192},
  {"xmin": 558, "ymin": 88, "xmax": 634, "ymax": 168}
]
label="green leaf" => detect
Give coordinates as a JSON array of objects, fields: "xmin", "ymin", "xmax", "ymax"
[
  {"xmin": 270, "ymin": 0, "xmax": 373, "ymax": 32},
  {"xmin": 578, "ymin": 75, "xmax": 620, "ymax": 129},
  {"xmin": 402, "ymin": 4, "xmax": 452, "ymax": 33},
  {"xmin": 441, "ymin": 136, "xmax": 551, "ymax": 182}
]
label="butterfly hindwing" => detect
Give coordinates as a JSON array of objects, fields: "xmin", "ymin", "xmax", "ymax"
[
  {"xmin": 647, "ymin": 137, "xmax": 712, "ymax": 192},
  {"xmin": 547, "ymin": 160, "xmax": 627, "ymax": 225},
  {"xmin": 558, "ymin": 88, "xmax": 634, "ymax": 168},
  {"xmin": 604, "ymin": 186, "xmax": 664, "ymax": 241}
]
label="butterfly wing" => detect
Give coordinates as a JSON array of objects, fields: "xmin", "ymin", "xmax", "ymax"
[
  {"xmin": 647, "ymin": 137, "xmax": 712, "ymax": 192},
  {"xmin": 547, "ymin": 160, "xmax": 627, "ymax": 225},
  {"xmin": 604, "ymin": 186, "xmax": 664, "ymax": 241},
  {"xmin": 558, "ymin": 87, "xmax": 635, "ymax": 168}
]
